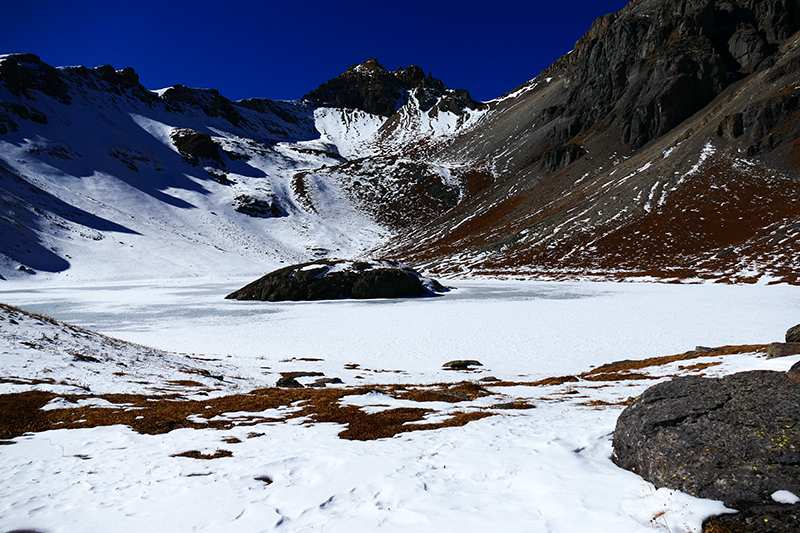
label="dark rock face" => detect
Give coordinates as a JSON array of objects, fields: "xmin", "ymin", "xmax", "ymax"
[
  {"xmin": 0, "ymin": 54, "xmax": 160, "ymax": 107},
  {"xmin": 540, "ymin": 0, "xmax": 800, "ymax": 151},
  {"xmin": 303, "ymin": 57, "xmax": 485, "ymax": 117},
  {"xmin": 0, "ymin": 53, "xmax": 71, "ymax": 104},
  {"xmin": 160, "ymin": 85, "xmax": 246, "ymax": 126},
  {"xmin": 232, "ymin": 195, "xmax": 286, "ymax": 218},
  {"xmin": 613, "ymin": 371, "xmax": 800, "ymax": 531},
  {"xmin": 225, "ymin": 260, "xmax": 447, "ymax": 302},
  {"xmin": 170, "ymin": 128, "xmax": 222, "ymax": 164}
]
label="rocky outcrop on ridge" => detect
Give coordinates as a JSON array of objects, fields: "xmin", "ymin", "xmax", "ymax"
[
  {"xmin": 540, "ymin": 0, "xmax": 800, "ymax": 152},
  {"xmin": 225, "ymin": 260, "xmax": 448, "ymax": 302},
  {"xmin": 613, "ymin": 370, "xmax": 800, "ymax": 532},
  {"xmin": 303, "ymin": 57, "xmax": 485, "ymax": 117}
]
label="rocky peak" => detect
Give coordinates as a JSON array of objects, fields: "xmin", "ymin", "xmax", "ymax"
[
  {"xmin": 346, "ymin": 57, "xmax": 390, "ymax": 76},
  {"xmin": 0, "ymin": 53, "xmax": 159, "ymax": 106},
  {"xmin": 303, "ymin": 58, "xmax": 485, "ymax": 117},
  {"xmin": 0, "ymin": 53, "xmax": 71, "ymax": 104}
]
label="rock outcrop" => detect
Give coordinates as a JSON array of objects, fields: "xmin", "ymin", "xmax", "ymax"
[
  {"xmin": 303, "ymin": 58, "xmax": 485, "ymax": 117},
  {"xmin": 225, "ymin": 260, "xmax": 448, "ymax": 302},
  {"xmin": 543, "ymin": 0, "xmax": 800, "ymax": 151},
  {"xmin": 613, "ymin": 371, "xmax": 800, "ymax": 532},
  {"xmin": 232, "ymin": 194, "xmax": 286, "ymax": 218},
  {"xmin": 170, "ymin": 128, "xmax": 222, "ymax": 164},
  {"xmin": 786, "ymin": 323, "xmax": 800, "ymax": 343}
]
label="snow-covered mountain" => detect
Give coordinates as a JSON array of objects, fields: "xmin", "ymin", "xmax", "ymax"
[
  {"xmin": 3, "ymin": 0, "xmax": 800, "ymax": 284},
  {"xmin": 0, "ymin": 54, "xmax": 484, "ymax": 282}
]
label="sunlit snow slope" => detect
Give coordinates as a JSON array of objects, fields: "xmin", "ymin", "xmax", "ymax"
[{"xmin": 0, "ymin": 54, "xmax": 483, "ymax": 282}]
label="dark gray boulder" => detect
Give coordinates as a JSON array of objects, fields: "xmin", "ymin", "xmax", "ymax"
[
  {"xmin": 786, "ymin": 324, "xmax": 800, "ymax": 344},
  {"xmin": 613, "ymin": 371, "xmax": 800, "ymax": 531},
  {"xmin": 275, "ymin": 376, "xmax": 303, "ymax": 388},
  {"xmin": 232, "ymin": 194, "xmax": 286, "ymax": 218},
  {"xmin": 225, "ymin": 260, "xmax": 448, "ymax": 302},
  {"xmin": 767, "ymin": 342, "xmax": 800, "ymax": 359},
  {"xmin": 442, "ymin": 360, "xmax": 483, "ymax": 370}
]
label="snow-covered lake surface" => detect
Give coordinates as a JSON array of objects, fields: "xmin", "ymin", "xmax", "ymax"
[
  {"xmin": 2, "ymin": 279, "xmax": 799, "ymax": 532},
  {"xmin": 3, "ymin": 278, "xmax": 799, "ymax": 384}
]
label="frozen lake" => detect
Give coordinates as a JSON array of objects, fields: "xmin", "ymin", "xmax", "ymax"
[
  {"xmin": 2, "ymin": 278, "xmax": 799, "ymax": 385},
  {"xmin": 3, "ymin": 278, "xmax": 800, "ymax": 533}
]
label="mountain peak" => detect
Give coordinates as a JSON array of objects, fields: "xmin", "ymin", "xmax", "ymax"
[
  {"xmin": 303, "ymin": 58, "xmax": 484, "ymax": 117},
  {"xmin": 346, "ymin": 57, "xmax": 389, "ymax": 76}
]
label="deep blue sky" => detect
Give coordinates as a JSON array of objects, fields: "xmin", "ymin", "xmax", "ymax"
[{"xmin": 4, "ymin": 0, "xmax": 629, "ymax": 102}]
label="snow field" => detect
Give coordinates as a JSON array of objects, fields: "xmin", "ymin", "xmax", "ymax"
[
  {"xmin": 0, "ymin": 389, "xmax": 733, "ymax": 533},
  {"xmin": 3, "ymin": 279, "xmax": 797, "ymax": 386},
  {"xmin": 1, "ymin": 279, "xmax": 800, "ymax": 532}
]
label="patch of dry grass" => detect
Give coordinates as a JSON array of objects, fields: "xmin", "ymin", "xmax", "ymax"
[
  {"xmin": 0, "ymin": 382, "xmax": 494, "ymax": 442},
  {"xmin": 0, "ymin": 344, "xmax": 769, "ymax": 442},
  {"xmin": 171, "ymin": 449, "xmax": 233, "ymax": 460}
]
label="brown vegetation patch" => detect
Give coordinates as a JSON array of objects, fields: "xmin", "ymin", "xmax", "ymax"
[
  {"xmin": 0, "ymin": 345, "xmax": 766, "ymax": 440},
  {"xmin": 0, "ymin": 383, "xmax": 494, "ymax": 442},
  {"xmin": 533, "ymin": 375, "xmax": 580, "ymax": 386},
  {"xmin": 582, "ymin": 372, "xmax": 661, "ymax": 382},
  {"xmin": 580, "ymin": 345, "xmax": 765, "ymax": 381},
  {"xmin": 395, "ymin": 382, "xmax": 489, "ymax": 403},
  {"xmin": 167, "ymin": 380, "xmax": 206, "ymax": 387},
  {"xmin": 171, "ymin": 449, "xmax": 233, "ymax": 460},
  {"xmin": 678, "ymin": 362, "xmax": 723, "ymax": 372},
  {"xmin": 393, "ymin": 152, "xmax": 800, "ymax": 285}
]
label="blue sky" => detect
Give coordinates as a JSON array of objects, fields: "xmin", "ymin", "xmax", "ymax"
[{"xmin": 4, "ymin": 0, "xmax": 629, "ymax": 102}]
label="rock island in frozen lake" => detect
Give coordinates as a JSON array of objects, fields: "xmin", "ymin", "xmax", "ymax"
[{"xmin": 225, "ymin": 260, "xmax": 448, "ymax": 302}]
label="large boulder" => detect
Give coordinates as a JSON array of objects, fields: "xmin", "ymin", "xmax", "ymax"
[
  {"xmin": 225, "ymin": 260, "xmax": 448, "ymax": 302},
  {"xmin": 613, "ymin": 371, "xmax": 800, "ymax": 532},
  {"xmin": 786, "ymin": 324, "xmax": 800, "ymax": 344}
]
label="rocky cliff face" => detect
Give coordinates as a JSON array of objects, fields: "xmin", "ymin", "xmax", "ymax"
[{"xmin": 550, "ymin": 0, "xmax": 800, "ymax": 151}]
